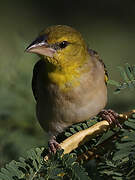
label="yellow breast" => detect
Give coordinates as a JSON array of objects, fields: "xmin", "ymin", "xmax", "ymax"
[{"xmin": 48, "ymin": 62, "xmax": 82, "ymax": 91}]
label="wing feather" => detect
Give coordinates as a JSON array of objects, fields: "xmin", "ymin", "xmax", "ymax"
[
  {"xmin": 32, "ymin": 59, "xmax": 45, "ymax": 101},
  {"xmin": 88, "ymin": 48, "xmax": 108, "ymax": 83}
]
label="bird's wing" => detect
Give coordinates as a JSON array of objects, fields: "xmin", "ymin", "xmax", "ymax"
[
  {"xmin": 32, "ymin": 59, "xmax": 45, "ymax": 101},
  {"xmin": 88, "ymin": 48, "xmax": 108, "ymax": 83}
]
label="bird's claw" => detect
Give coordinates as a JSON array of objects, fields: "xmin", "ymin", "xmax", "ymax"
[
  {"xmin": 48, "ymin": 136, "xmax": 61, "ymax": 154},
  {"xmin": 99, "ymin": 109, "xmax": 122, "ymax": 128}
]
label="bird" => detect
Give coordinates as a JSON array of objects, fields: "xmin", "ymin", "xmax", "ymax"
[{"xmin": 26, "ymin": 25, "xmax": 117, "ymax": 153}]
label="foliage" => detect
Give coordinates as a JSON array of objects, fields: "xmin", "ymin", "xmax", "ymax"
[
  {"xmin": 97, "ymin": 113, "xmax": 135, "ymax": 180},
  {"xmin": 0, "ymin": 148, "xmax": 90, "ymax": 180},
  {"xmin": 1, "ymin": 113, "xmax": 135, "ymax": 180},
  {"xmin": 1, "ymin": 63, "xmax": 135, "ymax": 179},
  {"xmin": 108, "ymin": 63, "xmax": 135, "ymax": 93}
]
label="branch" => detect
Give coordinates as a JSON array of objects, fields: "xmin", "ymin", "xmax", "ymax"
[{"xmin": 44, "ymin": 110, "xmax": 135, "ymax": 161}]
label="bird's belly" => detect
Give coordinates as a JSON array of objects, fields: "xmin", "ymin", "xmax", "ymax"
[
  {"xmin": 72, "ymin": 88, "xmax": 107, "ymax": 122},
  {"xmin": 36, "ymin": 83, "xmax": 107, "ymax": 135}
]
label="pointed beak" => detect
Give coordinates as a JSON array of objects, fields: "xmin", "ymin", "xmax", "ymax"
[{"xmin": 25, "ymin": 34, "xmax": 56, "ymax": 58}]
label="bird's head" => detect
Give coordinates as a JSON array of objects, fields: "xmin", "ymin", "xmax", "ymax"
[{"xmin": 26, "ymin": 25, "xmax": 88, "ymax": 68}]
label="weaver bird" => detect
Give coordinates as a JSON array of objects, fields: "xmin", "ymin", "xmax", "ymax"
[{"xmin": 26, "ymin": 25, "xmax": 117, "ymax": 153}]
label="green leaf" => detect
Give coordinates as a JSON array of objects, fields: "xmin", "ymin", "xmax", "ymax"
[
  {"xmin": 113, "ymin": 149, "xmax": 129, "ymax": 161},
  {"xmin": 75, "ymin": 125, "xmax": 83, "ymax": 131},
  {"xmin": 64, "ymin": 132, "xmax": 72, "ymax": 137},
  {"xmin": 118, "ymin": 66, "xmax": 129, "ymax": 82},
  {"xmin": 132, "ymin": 65, "xmax": 135, "ymax": 78},
  {"xmin": 72, "ymin": 163, "xmax": 90, "ymax": 180},
  {"xmin": 107, "ymin": 79, "xmax": 121, "ymax": 86},
  {"xmin": 96, "ymin": 129, "xmax": 118, "ymax": 146},
  {"xmin": 125, "ymin": 63, "xmax": 135, "ymax": 81},
  {"xmin": 65, "ymin": 154, "xmax": 77, "ymax": 165},
  {"xmin": 132, "ymin": 113, "xmax": 135, "ymax": 119},
  {"xmin": 124, "ymin": 120, "xmax": 135, "ymax": 130},
  {"xmin": 69, "ymin": 128, "xmax": 77, "ymax": 134},
  {"xmin": 81, "ymin": 123, "xmax": 88, "ymax": 129}
]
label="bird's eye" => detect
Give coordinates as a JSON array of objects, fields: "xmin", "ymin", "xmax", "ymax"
[{"xmin": 59, "ymin": 41, "xmax": 69, "ymax": 49}]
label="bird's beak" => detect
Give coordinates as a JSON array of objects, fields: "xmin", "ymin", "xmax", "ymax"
[{"xmin": 25, "ymin": 35, "xmax": 56, "ymax": 58}]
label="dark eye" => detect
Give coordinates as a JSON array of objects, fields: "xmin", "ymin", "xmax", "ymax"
[{"xmin": 59, "ymin": 41, "xmax": 69, "ymax": 49}]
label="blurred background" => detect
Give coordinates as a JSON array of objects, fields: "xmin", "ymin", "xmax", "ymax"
[{"xmin": 0, "ymin": 0, "xmax": 135, "ymax": 167}]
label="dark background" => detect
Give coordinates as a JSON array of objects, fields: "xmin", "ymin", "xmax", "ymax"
[{"xmin": 0, "ymin": 0, "xmax": 135, "ymax": 167}]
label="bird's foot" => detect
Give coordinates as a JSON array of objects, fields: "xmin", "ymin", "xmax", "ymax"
[
  {"xmin": 98, "ymin": 109, "xmax": 122, "ymax": 128},
  {"xmin": 48, "ymin": 136, "xmax": 61, "ymax": 154}
]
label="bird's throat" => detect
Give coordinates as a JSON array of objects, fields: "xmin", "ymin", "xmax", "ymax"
[
  {"xmin": 47, "ymin": 62, "xmax": 84, "ymax": 91},
  {"xmin": 45, "ymin": 53, "xmax": 90, "ymax": 91}
]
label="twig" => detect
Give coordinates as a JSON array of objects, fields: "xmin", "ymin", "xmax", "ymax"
[{"xmin": 44, "ymin": 110, "xmax": 135, "ymax": 161}]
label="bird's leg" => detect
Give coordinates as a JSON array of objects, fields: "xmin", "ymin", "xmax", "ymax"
[
  {"xmin": 98, "ymin": 109, "xmax": 122, "ymax": 128},
  {"xmin": 48, "ymin": 136, "xmax": 61, "ymax": 154}
]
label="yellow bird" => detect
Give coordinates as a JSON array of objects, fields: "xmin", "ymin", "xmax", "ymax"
[{"xmin": 26, "ymin": 25, "xmax": 114, "ymax": 153}]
